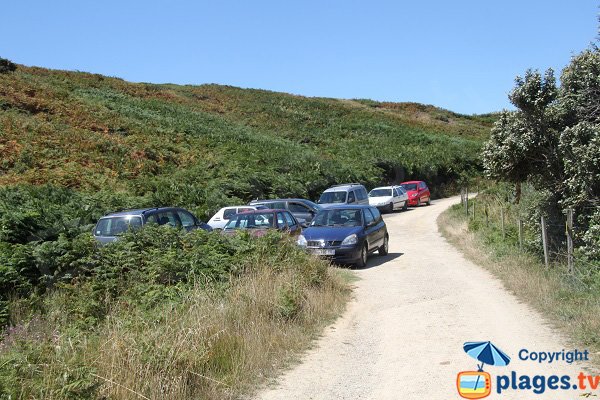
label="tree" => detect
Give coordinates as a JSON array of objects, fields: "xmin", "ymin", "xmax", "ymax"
[
  {"xmin": 0, "ymin": 57, "xmax": 16, "ymax": 74},
  {"xmin": 482, "ymin": 69, "xmax": 560, "ymax": 203},
  {"xmin": 483, "ymin": 45, "xmax": 599, "ymax": 261}
]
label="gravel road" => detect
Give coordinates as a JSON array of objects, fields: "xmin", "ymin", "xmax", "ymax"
[{"xmin": 256, "ymin": 196, "xmax": 592, "ymax": 400}]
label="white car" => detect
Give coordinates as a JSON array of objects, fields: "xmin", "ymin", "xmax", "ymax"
[
  {"xmin": 368, "ymin": 186, "xmax": 408, "ymax": 213},
  {"xmin": 207, "ymin": 205, "xmax": 266, "ymax": 229}
]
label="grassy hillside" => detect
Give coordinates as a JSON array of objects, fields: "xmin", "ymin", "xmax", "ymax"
[
  {"xmin": 0, "ymin": 65, "xmax": 490, "ymax": 217},
  {"xmin": 0, "ymin": 64, "xmax": 492, "ymax": 398}
]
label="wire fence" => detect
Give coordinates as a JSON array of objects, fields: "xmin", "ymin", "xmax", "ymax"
[{"xmin": 460, "ymin": 188, "xmax": 599, "ymax": 283}]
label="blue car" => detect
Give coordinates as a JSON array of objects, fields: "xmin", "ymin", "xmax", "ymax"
[
  {"xmin": 93, "ymin": 207, "xmax": 212, "ymax": 245},
  {"xmin": 297, "ymin": 205, "xmax": 388, "ymax": 268}
]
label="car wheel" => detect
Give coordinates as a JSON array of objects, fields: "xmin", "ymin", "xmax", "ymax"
[
  {"xmin": 356, "ymin": 243, "xmax": 368, "ymax": 268},
  {"xmin": 402, "ymin": 201, "xmax": 408, "ymax": 211},
  {"xmin": 387, "ymin": 203, "xmax": 394, "ymax": 213},
  {"xmin": 417, "ymin": 198, "xmax": 422, "ymax": 207},
  {"xmin": 379, "ymin": 235, "xmax": 389, "ymax": 256},
  {"xmin": 426, "ymin": 197, "xmax": 431, "ymax": 206}
]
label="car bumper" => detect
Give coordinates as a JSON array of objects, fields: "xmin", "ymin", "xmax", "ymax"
[
  {"xmin": 306, "ymin": 245, "xmax": 362, "ymax": 264},
  {"xmin": 407, "ymin": 198, "xmax": 420, "ymax": 206}
]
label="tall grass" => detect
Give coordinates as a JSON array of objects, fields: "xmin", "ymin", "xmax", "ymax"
[
  {"xmin": 0, "ymin": 231, "xmax": 351, "ymax": 399},
  {"xmin": 439, "ymin": 201, "xmax": 600, "ymax": 364}
]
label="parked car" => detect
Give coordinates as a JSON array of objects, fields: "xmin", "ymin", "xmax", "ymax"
[
  {"xmin": 401, "ymin": 180, "xmax": 431, "ymax": 206},
  {"xmin": 221, "ymin": 209, "xmax": 303, "ymax": 237},
  {"xmin": 297, "ymin": 205, "xmax": 388, "ymax": 268},
  {"xmin": 208, "ymin": 205, "xmax": 267, "ymax": 229},
  {"xmin": 248, "ymin": 198, "xmax": 322, "ymax": 223},
  {"xmin": 93, "ymin": 207, "xmax": 212, "ymax": 245},
  {"xmin": 368, "ymin": 185, "xmax": 408, "ymax": 212},
  {"xmin": 317, "ymin": 183, "xmax": 369, "ymax": 206}
]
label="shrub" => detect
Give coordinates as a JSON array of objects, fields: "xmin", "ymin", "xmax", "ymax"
[{"xmin": 0, "ymin": 58, "xmax": 16, "ymax": 74}]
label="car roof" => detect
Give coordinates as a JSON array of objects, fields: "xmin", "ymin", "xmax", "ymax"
[
  {"xmin": 370, "ymin": 186, "xmax": 394, "ymax": 190},
  {"xmin": 323, "ymin": 183, "xmax": 365, "ymax": 192},
  {"xmin": 220, "ymin": 205, "xmax": 260, "ymax": 210},
  {"xmin": 101, "ymin": 207, "xmax": 176, "ymax": 218},
  {"xmin": 401, "ymin": 180, "xmax": 423, "ymax": 184},
  {"xmin": 250, "ymin": 198, "xmax": 308, "ymax": 202},
  {"xmin": 238, "ymin": 208, "xmax": 286, "ymax": 214},
  {"xmin": 318, "ymin": 204, "xmax": 372, "ymax": 210}
]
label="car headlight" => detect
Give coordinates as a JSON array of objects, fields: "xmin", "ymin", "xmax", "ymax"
[
  {"xmin": 411, "ymin": 193, "xmax": 418, "ymax": 198},
  {"xmin": 297, "ymin": 234, "xmax": 307, "ymax": 247},
  {"xmin": 341, "ymin": 234, "xmax": 358, "ymax": 246}
]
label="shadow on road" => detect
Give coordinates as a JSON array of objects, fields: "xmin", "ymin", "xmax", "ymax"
[{"xmin": 351, "ymin": 252, "xmax": 404, "ymax": 270}]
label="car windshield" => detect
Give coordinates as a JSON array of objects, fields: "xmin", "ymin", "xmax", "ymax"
[
  {"xmin": 95, "ymin": 216, "xmax": 142, "ymax": 236},
  {"xmin": 402, "ymin": 183, "xmax": 418, "ymax": 191},
  {"xmin": 311, "ymin": 209, "xmax": 363, "ymax": 227},
  {"xmin": 224, "ymin": 212, "xmax": 275, "ymax": 229},
  {"xmin": 318, "ymin": 191, "xmax": 347, "ymax": 204},
  {"xmin": 369, "ymin": 189, "xmax": 392, "ymax": 197}
]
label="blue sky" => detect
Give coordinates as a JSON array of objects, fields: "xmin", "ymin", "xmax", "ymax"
[{"xmin": 1, "ymin": 1, "xmax": 597, "ymax": 114}]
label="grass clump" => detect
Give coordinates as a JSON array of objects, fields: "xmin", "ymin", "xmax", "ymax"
[
  {"xmin": 0, "ymin": 229, "xmax": 350, "ymax": 399},
  {"xmin": 438, "ymin": 196, "xmax": 600, "ymax": 362}
]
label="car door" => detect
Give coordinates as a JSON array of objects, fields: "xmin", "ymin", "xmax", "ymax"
[
  {"xmin": 357, "ymin": 187, "xmax": 369, "ymax": 205},
  {"xmin": 275, "ymin": 211, "xmax": 287, "ymax": 231},
  {"xmin": 283, "ymin": 211, "xmax": 301, "ymax": 236},
  {"xmin": 362, "ymin": 208, "xmax": 380, "ymax": 250},
  {"xmin": 419, "ymin": 182, "xmax": 430, "ymax": 202},
  {"xmin": 368, "ymin": 207, "xmax": 385, "ymax": 247},
  {"xmin": 347, "ymin": 190, "xmax": 356, "ymax": 204},
  {"xmin": 176, "ymin": 209, "xmax": 198, "ymax": 232},
  {"xmin": 392, "ymin": 187, "xmax": 401, "ymax": 209},
  {"xmin": 288, "ymin": 201, "xmax": 315, "ymax": 223}
]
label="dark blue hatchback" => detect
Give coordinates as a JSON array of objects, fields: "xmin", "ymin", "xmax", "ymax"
[
  {"xmin": 93, "ymin": 207, "xmax": 212, "ymax": 245},
  {"xmin": 297, "ymin": 205, "xmax": 388, "ymax": 268}
]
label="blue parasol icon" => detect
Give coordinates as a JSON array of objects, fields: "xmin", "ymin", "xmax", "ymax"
[
  {"xmin": 463, "ymin": 341, "xmax": 511, "ymax": 370},
  {"xmin": 463, "ymin": 341, "xmax": 511, "ymax": 394}
]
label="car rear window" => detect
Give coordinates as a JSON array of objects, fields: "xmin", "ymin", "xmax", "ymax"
[
  {"xmin": 95, "ymin": 216, "xmax": 142, "ymax": 236},
  {"xmin": 369, "ymin": 189, "xmax": 392, "ymax": 197},
  {"xmin": 319, "ymin": 191, "xmax": 347, "ymax": 204},
  {"xmin": 224, "ymin": 212, "xmax": 276, "ymax": 229}
]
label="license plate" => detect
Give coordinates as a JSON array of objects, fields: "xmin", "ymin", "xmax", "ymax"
[{"xmin": 310, "ymin": 248, "xmax": 335, "ymax": 256}]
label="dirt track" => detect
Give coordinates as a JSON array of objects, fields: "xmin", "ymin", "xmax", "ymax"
[{"xmin": 256, "ymin": 196, "xmax": 591, "ymax": 400}]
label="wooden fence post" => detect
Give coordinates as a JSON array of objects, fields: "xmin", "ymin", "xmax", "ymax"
[
  {"xmin": 518, "ymin": 218, "xmax": 523, "ymax": 251},
  {"xmin": 472, "ymin": 198, "xmax": 476, "ymax": 219},
  {"xmin": 566, "ymin": 208, "xmax": 574, "ymax": 275},
  {"xmin": 541, "ymin": 216, "xmax": 549, "ymax": 269},
  {"xmin": 465, "ymin": 190, "xmax": 469, "ymax": 217},
  {"xmin": 500, "ymin": 208, "xmax": 505, "ymax": 240},
  {"xmin": 485, "ymin": 206, "xmax": 489, "ymax": 226}
]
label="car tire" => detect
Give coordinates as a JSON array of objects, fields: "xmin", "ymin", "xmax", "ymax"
[
  {"xmin": 426, "ymin": 197, "xmax": 431, "ymax": 206},
  {"xmin": 417, "ymin": 198, "xmax": 422, "ymax": 207},
  {"xmin": 387, "ymin": 203, "xmax": 394, "ymax": 213},
  {"xmin": 355, "ymin": 243, "xmax": 368, "ymax": 268},
  {"xmin": 402, "ymin": 201, "xmax": 408, "ymax": 211},
  {"xmin": 379, "ymin": 235, "xmax": 389, "ymax": 256}
]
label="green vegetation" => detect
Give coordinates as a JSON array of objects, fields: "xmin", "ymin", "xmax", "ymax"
[
  {"xmin": 0, "ymin": 61, "xmax": 488, "ymax": 398},
  {"xmin": 482, "ymin": 44, "xmax": 599, "ymax": 264},
  {"xmin": 439, "ymin": 192, "xmax": 600, "ymax": 357},
  {"xmin": 0, "ymin": 227, "xmax": 350, "ymax": 399},
  {"xmin": 0, "ymin": 64, "xmax": 489, "ymax": 205}
]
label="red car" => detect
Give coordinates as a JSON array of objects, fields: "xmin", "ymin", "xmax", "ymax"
[
  {"xmin": 401, "ymin": 181, "xmax": 431, "ymax": 206},
  {"xmin": 221, "ymin": 209, "xmax": 303, "ymax": 237}
]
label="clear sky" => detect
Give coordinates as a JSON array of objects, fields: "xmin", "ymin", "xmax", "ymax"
[{"xmin": 1, "ymin": 1, "xmax": 597, "ymax": 114}]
